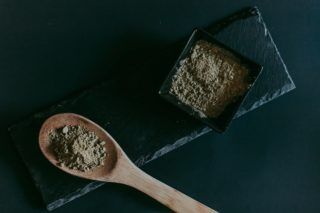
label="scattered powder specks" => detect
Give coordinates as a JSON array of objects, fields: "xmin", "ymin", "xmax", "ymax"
[{"xmin": 49, "ymin": 125, "xmax": 107, "ymax": 172}]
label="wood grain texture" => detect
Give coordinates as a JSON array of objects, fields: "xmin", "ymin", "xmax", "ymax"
[
  {"xmin": 39, "ymin": 113, "xmax": 217, "ymax": 213},
  {"xmin": 113, "ymin": 156, "xmax": 217, "ymax": 213}
]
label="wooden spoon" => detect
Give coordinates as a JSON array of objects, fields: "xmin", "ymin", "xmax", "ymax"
[{"xmin": 39, "ymin": 113, "xmax": 217, "ymax": 213}]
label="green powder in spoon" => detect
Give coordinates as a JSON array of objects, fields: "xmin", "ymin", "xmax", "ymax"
[
  {"xmin": 169, "ymin": 40, "xmax": 250, "ymax": 118},
  {"xmin": 49, "ymin": 125, "xmax": 107, "ymax": 172}
]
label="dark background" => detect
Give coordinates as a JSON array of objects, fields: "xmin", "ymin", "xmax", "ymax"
[{"xmin": 0, "ymin": 0, "xmax": 319, "ymax": 212}]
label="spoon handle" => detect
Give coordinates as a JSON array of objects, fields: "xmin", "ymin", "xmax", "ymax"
[{"xmin": 114, "ymin": 161, "xmax": 218, "ymax": 213}]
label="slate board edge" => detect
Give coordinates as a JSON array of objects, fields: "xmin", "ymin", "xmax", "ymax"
[
  {"xmin": 255, "ymin": 4, "xmax": 296, "ymax": 94},
  {"xmin": 238, "ymin": 6, "xmax": 296, "ymax": 115},
  {"xmin": 212, "ymin": 6, "xmax": 296, "ymax": 117},
  {"xmin": 46, "ymin": 182, "xmax": 104, "ymax": 211}
]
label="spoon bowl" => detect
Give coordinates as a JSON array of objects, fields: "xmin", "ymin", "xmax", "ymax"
[
  {"xmin": 39, "ymin": 113, "xmax": 217, "ymax": 213},
  {"xmin": 39, "ymin": 113, "xmax": 123, "ymax": 181}
]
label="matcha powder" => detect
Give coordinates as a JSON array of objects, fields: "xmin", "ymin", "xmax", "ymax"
[
  {"xmin": 170, "ymin": 40, "xmax": 250, "ymax": 118},
  {"xmin": 49, "ymin": 125, "xmax": 107, "ymax": 172}
]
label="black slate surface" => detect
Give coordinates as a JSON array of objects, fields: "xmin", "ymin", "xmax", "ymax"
[{"xmin": 9, "ymin": 7, "xmax": 295, "ymax": 211}]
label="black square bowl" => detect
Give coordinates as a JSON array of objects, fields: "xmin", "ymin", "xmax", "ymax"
[{"xmin": 159, "ymin": 28, "xmax": 263, "ymax": 133}]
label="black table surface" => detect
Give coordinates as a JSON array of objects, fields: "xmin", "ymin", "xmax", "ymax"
[{"xmin": 0, "ymin": 0, "xmax": 318, "ymax": 213}]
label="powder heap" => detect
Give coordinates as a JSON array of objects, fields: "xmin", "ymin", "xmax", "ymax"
[
  {"xmin": 170, "ymin": 40, "xmax": 250, "ymax": 118},
  {"xmin": 49, "ymin": 125, "xmax": 106, "ymax": 172}
]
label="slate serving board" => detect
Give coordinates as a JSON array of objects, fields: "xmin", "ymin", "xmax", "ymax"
[{"xmin": 9, "ymin": 7, "xmax": 295, "ymax": 211}]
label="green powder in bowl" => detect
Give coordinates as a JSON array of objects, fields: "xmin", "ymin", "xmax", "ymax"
[
  {"xmin": 159, "ymin": 28, "xmax": 263, "ymax": 132},
  {"xmin": 169, "ymin": 39, "xmax": 250, "ymax": 118}
]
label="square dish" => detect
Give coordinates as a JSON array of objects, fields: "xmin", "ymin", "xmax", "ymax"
[{"xmin": 159, "ymin": 28, "xmax": 263, "ymax": 132}]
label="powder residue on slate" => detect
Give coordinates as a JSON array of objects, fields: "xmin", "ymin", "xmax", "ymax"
[
  {"xmin": 49, "ymin": 125, "xmax": 106, "ymax": 172},
  {"xmin": 169, "ymin": 40, "xmax": 250, "ymax": 118}
]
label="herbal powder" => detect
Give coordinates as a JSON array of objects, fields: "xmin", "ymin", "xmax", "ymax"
[
  {"xmin": 49, "ymin": 125, "xmax": 106, "ymax": 172},
  {"xmin": 169, "ymin": 40, "xmax": 250, "ymax": 118}
]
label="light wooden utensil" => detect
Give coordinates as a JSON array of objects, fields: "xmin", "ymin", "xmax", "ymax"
[{"xmin": 39, "ymin": 113, "xmax": 217, "ymax": 213}]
